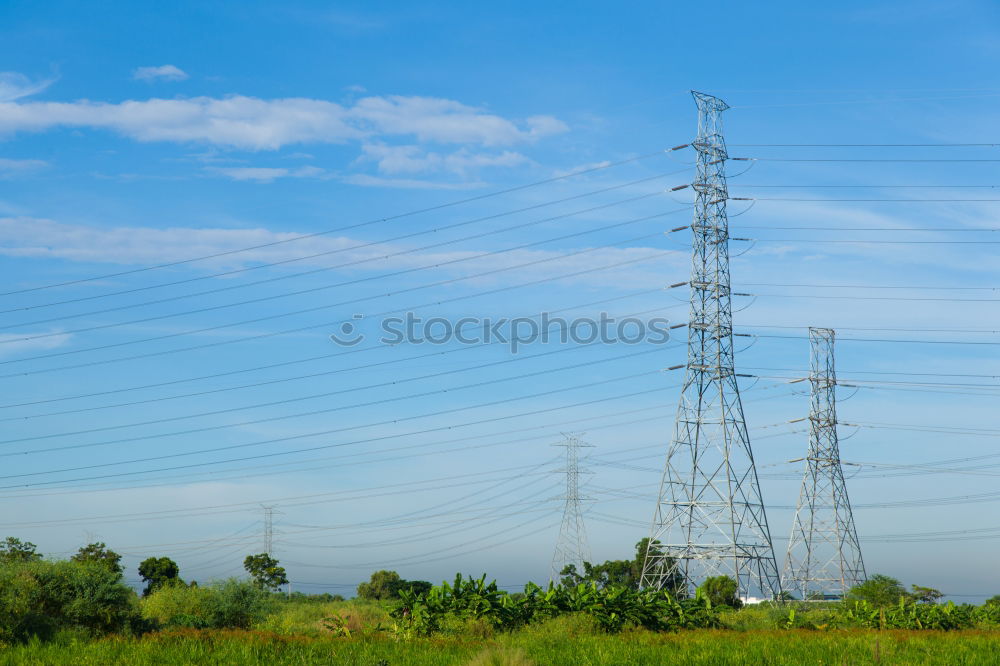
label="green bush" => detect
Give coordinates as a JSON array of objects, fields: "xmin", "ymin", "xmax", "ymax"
[
  {"xmin": 0, "ymin": 560, "xmax": 139, "ymax": 643},
  {"xmin": 211, "ymin": 578, "xmax": 277, "ymax": 629},
  {"xmin": 141, "ymin": 583, "xmax": 217, "ymax": 629},
  {"xmin": 141, "ymin": 578, "xmax": 276, "ymax": 630},
  {"xmin": 695, "ymin": 576, "xmax": 742, "ymax": 609}
]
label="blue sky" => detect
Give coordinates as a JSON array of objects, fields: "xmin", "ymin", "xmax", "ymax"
[{"xmin": 2, "ymin": 0, "xmax": 1000, "ymax": 599}]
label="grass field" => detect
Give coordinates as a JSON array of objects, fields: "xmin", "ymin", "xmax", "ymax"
[
  {"xmin": 5, "ymin": 626, "xmax": 1000, "ymax": 665},
  {"xmin": 5, "ymin": 598, "xmax": 1000, "ymax": 666}
]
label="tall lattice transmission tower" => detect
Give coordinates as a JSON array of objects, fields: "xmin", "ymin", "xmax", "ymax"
[
  {"xmin": 783, "ymin": 328, "xmax": 866, "ymax": 599},
  {"xmin": 550, "ymin": 434, "xmax": 594, "ymax": 583},
  {"xmin": 641, "ymin": 91, "xmax": 780, "ymax": 599}
]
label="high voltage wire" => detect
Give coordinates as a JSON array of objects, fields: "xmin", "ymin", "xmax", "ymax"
[
  {"xmin": 0, "ymin": 382, "xmax": 675, "ymax": 489},
  {"xmin": 744, "ymin": 198, "xmax": 1000, "ymax": 202},
  {"xmin": 0, "ymin": 287, "xmax": 670, "ymax": 410},
  {"xmin": 741, "ymin": 324, "xmax": 1000, "ymax": 334},
  {"xmin": 750, "ymin": 292, "xmax": 1000, "ymax": 301},
  {"xmin": 737, "ymin": 184, "xmax": 1000, "ymax": 188},
  {"xmin": 0, "ymin": 243, "xmax": 678, "ymax": 377},
  {"xmin": 0, "ymin": 461, "xmax": 566, "ymax": 528},
  {"xmin": 2, "ymin": 191, "xmax": 679, "ymax": 334},
  {"xmin": 749, "ymin": 333, "xmax": 1000, "ymax": 346},
  {"xmin": 0, "ymin": 303, "xmax": 677, "ymax": 424},
  {"xmin": 736, "ymin": 157, "xmax": 1000, "ymax": 162},
  {"xmin": 2, "ymin": 148, "xmax": 682, "ymax": 297},
  {"xmin": 4, "ymin": 170, "xmax": 689, "ymax": 316},
  {"xmin": 749, "ymin": 239, "xmax": 1000, "ymax": 245},
  {"xmin": 0, "ymin": 345, "xmax": 671, "ymax": 449},
  {"xmin": 729, "ymin": 143, "xmax": 1000, "ymax": 147},
  {"xmin": 2, "ymin": 207, "xmax": 683, "ymax": 345},
  {"xmin": 743, "ymin": 283, "xmax": 999, "ymax": 291},
  {"xmin": 737, "ymin": 226, "xmax": 1000, "ymax": 232},
  {"xmin": 0, "ymin": 404, "xmax": 681, "ymax": 498}
]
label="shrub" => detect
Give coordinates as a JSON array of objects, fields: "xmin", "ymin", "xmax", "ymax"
[
  {"xmin": 141, "ymin": 578, "xmax": 276, "ymax": 630},
  {"xmin": 141, "ymin": 583, "xmax": 217, "ymax": 629},
  {"xmin": 695, "ymin": 576, "xmax": 742, "ymax": 609},
  {"xmin": 211, "ymin": 578, "xmax": 277, "ymax": 629},
  {"xmin": 0, "ymin": 560, "xmax": 139, "ymax": 643},
  {"xmin": 845, "ymin": 574, "xmax": 909, "ymax": 607}
]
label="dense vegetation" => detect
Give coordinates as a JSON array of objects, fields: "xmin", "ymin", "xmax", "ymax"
[{"xmin": 1, "ymin": 536, "xmax": 998, "ymax": 663}]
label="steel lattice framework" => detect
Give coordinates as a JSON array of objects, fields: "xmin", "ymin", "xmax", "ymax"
[
  {"xmin": 782, "ymin": 328, "xmax": 866, "ymax": 600},
  {"xmin": 550, "ymin": 435, "xmax": 593, "ymax": 582},
  {"xmin": 641, "ymin": 91, "xmax": 780, "ymax": 600}
]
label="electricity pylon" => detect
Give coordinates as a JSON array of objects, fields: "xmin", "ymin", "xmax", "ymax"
[
  {"xmin": 783, "ymin": 328, "xmax": 866, "ymax": 600},
  {"xmin": 550, "ymin": 434, "xmax": 594, "ymax": 583},
  {"xmin": 641, "ymin": 91, "xmax": 780, "ymax": 600},
  {"xmin": 262, "ymin": 505, "xmax": 275, "ymax": 556}
]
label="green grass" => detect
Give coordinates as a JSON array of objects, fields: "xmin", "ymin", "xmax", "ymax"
[
  {"xmin": 4, "ymin": 625, "xmax": 1000, "ymax": 665},
  {"xmin": 4, "ymin": 599, "xmax": 1000, "ymax": 664}
]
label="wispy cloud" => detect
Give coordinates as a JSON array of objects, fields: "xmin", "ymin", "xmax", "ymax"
[
  {"xmin": 0, "ymin": 331, "xmax": 72, "ymax": 357},
  {"xmin": 0, "ymin": 158, "xmax": 48, "ymax": 178},
  {"xmin": 207, "ymin": 166, "xmax": 327, "ymax": 182},
  {"xmin": 358, "ymin": 144, "xmax": 531, "ymax": 175},
  {"xmin": 0, "ymin": 93, "xmax": 568, "ymax": 151},
  {"xmin": 133, "ymin": 65, "xmax": 189, "ymax": 82},
  {"xmin": 0, "ymin": 72, "xmax": 56, "ymax": 101},
  {"xmin": 0, "ymin": 216, "xmax": 674, "ymax": 289}
]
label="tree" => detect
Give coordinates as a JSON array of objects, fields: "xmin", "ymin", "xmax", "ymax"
[
  {"xmin": 846, "ymin": 574, "xmax": 908, "ymax": 607},
  {"xmin": 243, "ymin": 553, "xmax": 289, "ymax": 591},
  {"xmin": 985, "ymin": 595, "xmax": 1000, "ymax": 607},
  {"xmin": 0, "ymin": 536, "xmax": 41, "ymax": 563},
  {"xmin": 558, "ymin": 538, "xmax": 683, "ymax": 593},
  {"xmin": 356, "ymin": 570, "xmax": 432, "ymax": 600},
  {"xmin": 138, "ymin": 556, "xmax": 181, "ymax": 596},
  {"xmin": 696, "ymin": 575, "xmax": 742, "ymax": 608},
  {"xmin": 910, "ymin": 584, "xmax": 944, "ymax": 604},
  {"xmin": 71, "ymin": 542, "xmax": 123, "ymax": 576}
]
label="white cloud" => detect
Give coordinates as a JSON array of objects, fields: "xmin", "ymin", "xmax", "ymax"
[
  {"xmin": 133, "ymin": 65, "xmax": 189, "ymax": 82},
  {"xmin": 0, "ymin": 94, "xmax": 567, "ymax": 150},
  {"xmin": 0, "ymin": 216, "xmax": 673, "ymax": 290},
  {"xmin": 0, "ymin": 158, "xmax": 48, "ymax": 178},
  {"xmin": 358, "ymin": 144, "xmax": 530, "ymax": 175},
  {"xmin": 0, "ymin": 72, "xmax": 55, "ymax": 101},
  {"xmin": 0, "ymin": 331, "xmax": 71, "ymax": 357},
  {"xmin": 207, "ymin": 166, "xmax": 327, "ymax": 182}
]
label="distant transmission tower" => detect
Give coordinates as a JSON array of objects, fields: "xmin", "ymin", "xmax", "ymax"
[
  {"xmin": 783, "ymin": 328, "xmax": 866, "ymax": 600},
  {"xmin": 550, "ymin": 434, "xmax": 594, "ymax": 583},
  {"xmin": 262, "ymin": 505, "xmax": 275, "ymax": 556},
  {"xmin": 641, "ymin": 91, "xmax": 780, "ymax": 600}
]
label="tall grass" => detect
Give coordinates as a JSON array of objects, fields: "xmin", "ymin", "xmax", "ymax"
[{"xmin": 2, "ymin": 627, "xmax": 999, "ymax": 665}]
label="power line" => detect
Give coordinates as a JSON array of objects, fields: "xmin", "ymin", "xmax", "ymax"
[
  {"xmin": 1, "ymin": 148, "xmax": 682, "ymax": 296},
  {"xmin": 0, "ymin": 302, "xmax": 677, "ymax": 424},
  {"xmin": 736, "ymin": 157, "xmax": 1000, "ymax": 162},
  {"xmin": 0, "ymin": 287, "xmax": 668, "ymax": 410},
  {"xmin": 4, "ymin": 170, "xmax": 688, "ymax": 316},
  {"xmin": 3, "ymin": 207, "xmax": 683, "ymax": 344},
  {"xmin": 743, "ymin": 282, "xmax": 999, "ymax": 291},
  {"xmin": 0, "ymin": 381, "xmax": 674, "ymax": 489},
  {"xmin": 0, "ymin": 245, "xmax": 678, "ymax": 378},
  {"xmin": 0, "ymin": 345, "xmax": 670, "ymax": 450},
  {"xmin": 737, "ymin": 227, "xmax": 1000, "ymax": 232}
]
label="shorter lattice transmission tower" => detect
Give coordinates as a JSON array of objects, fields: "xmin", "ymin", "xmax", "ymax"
[
  {"xmin": 550, "ymin": 434, "xmax": 594, "ymax": 583},
  {"xmin": 262, "ymin": 505, "xmax": 276, "ymax": 556},
  {"xmin": 783, "ymin": 328, "xmax": 866, "ymax": 600}
]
